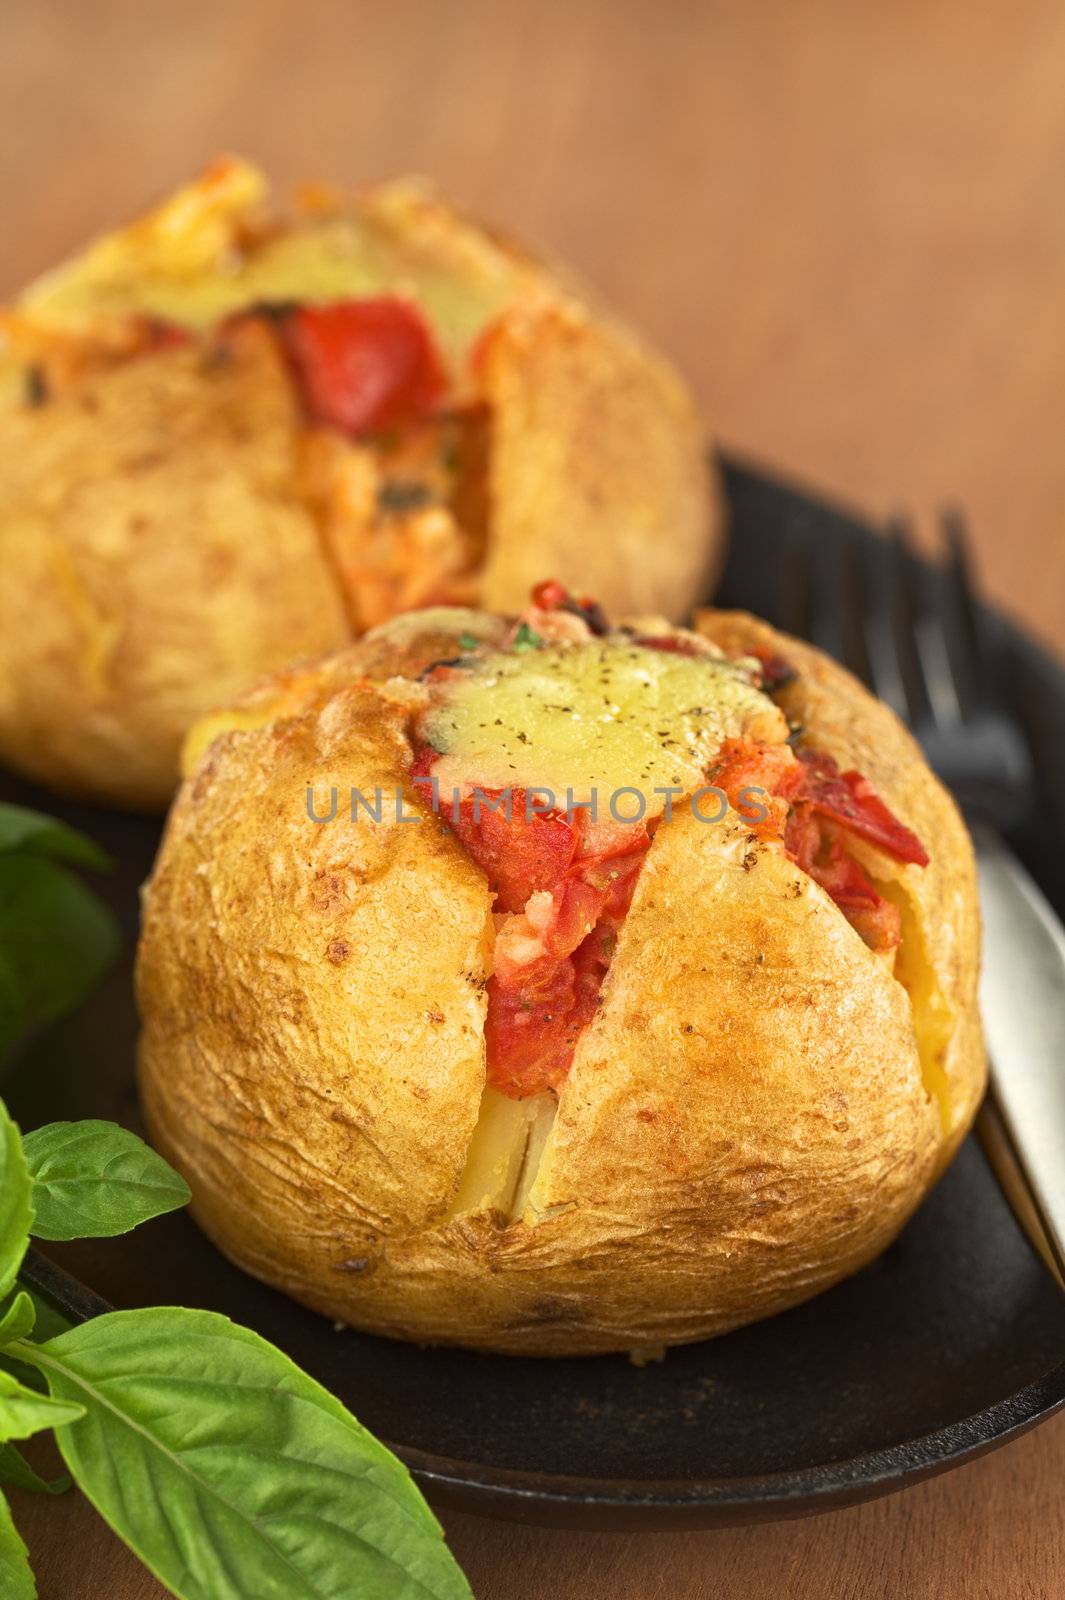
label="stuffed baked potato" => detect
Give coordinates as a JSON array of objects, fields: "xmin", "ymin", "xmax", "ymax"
[
  {"xmin": 0, "ymin": 159, "xmax": 715, "ymax": 808},
  {"xmin": 136, "ymin": 583, "xmax": 984, "ymax": 1356}
]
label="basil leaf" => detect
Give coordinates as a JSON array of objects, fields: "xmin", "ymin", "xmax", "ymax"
[
  {"xmin": 0, "ymin": 1370, "xmax": 84, "ymax": 1441},
  {"xmin": 0, "ymin": 1104, "xmax": 32, "ymax": 1299},
  {"xmin": 22, "ymin": 1122, "xmax": 191, "ymax": 1241},
  {"xmin": 0, "ymin": 1294, "xmax": 35, "ymax": 1347},
  {"xmin": 19, "ymin": 1293, "xmax": 71, "ymax": 1344},
  {"xmin": 23, "ymin": 1308, "xmax": 472, "ymax": 1600},
  {"xmin": 0, "ymin": 855, "xmax": 119, "ymax": 1056},
  {"xmin": 0, "ymin": 803, "xmax": 110, "ymax": 870},
  {"xmin": 0, "ymin": 1489, "xmax": 34, "ymax": 1599},
  {"xmin": 0, "ymin": 1441, "xmax": 69, "ymax": 1496}
]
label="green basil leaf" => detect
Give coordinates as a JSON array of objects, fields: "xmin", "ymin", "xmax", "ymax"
[
  {"xmin": 0, "ymin": 1440, "xmax": 69, "ymax": 1495},
  {"xmin": 22, "ymin": 1122, "xmax": 191, "ymax": 1241},
  {"xmin": 0, "ymin": 803, "xmax": 111, "ymax": 869},
  {"xmin": 0, "ymin": 1369, "xmax": 84, "ymax": 1441},
  {"xmin": 0, "ymin": 1104, "xmax": 32, "ymax": 1299},
  {"xmin": 0, "ymin": 1489, "xmax": 35, "ymax": 1599},
  {"xmin": 0, "ymin": 855, "xmax": 119, "ymax": 1056},
  {"xmin": 18, "ymin": 1293, "xmax": 71, "ymax": 1345},
  {"xmin": 0, "ymin": 1294, "xmax": 35, "ymax": 1347},
  {"xmin": 22, "ymin": 1308, "xmax": 472, "ymax": 1600}
]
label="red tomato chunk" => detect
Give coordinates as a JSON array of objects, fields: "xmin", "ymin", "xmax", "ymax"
[{"xmin": 281, "ymin": 297, "xmax": 448, "ymax": 436}]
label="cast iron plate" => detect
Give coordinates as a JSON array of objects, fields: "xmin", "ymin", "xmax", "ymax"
[{"xmin": 5, "ymin": 458, "xmax": 1065, "ymax": 1530}]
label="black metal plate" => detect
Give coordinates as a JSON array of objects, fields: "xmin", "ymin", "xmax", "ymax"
[{"xmin": 5, "ymin": 456, "xmax": 1065, "ymax": 1530}]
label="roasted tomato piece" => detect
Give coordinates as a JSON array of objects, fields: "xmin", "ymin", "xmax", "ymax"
[
  {"xmin": 786, "ymin": 806, "xmax": 902, "ymax": 951},
  {"xmin": 575, "ymin": 821, "xmax": 652, "ymax": 917},
  {"xmin": 632, "ymin": 634, "xmax": 702, "ymax": 656},
  {"xmin": 752, "ymin": 649, "xmax": 798, "ymax": 692},
  {"xmin": 486, "ymin": 956, "xmax": 591, "ymax": 1099},
  {"xmin": 142, "ymin": 319, "xmax": 193, "ymax": 352},
  {"xmin": 713, "ymin": 736, "xmax": 803, "ymax": 837},
  {"xmin": 486, "ymin": 887, "xmax": 622, "ymax": 1098},
  {"xmin": 483, "ymin": 828, "xmax": 650, "ymax": 1095},
  {"xmin": 529, "ymin": 579, "xmax": 610, "ymax": 636},
  {"xmin": 795, "ymin": 749, "xmax": 929, "ymax": 866},
  {"xmin": 416, "ymin": 741, "xmax": 653, "ymax": 1096},
  {"xmin": 448, "ymin": 790, "xmax": 579, "ymax": 915},
  {"xmin": 530, "ymin": 579, "xmax": 570, "ymax": 610},
  {"xmin": 710, "ymin": 738, "xmax": 915, "ymax": 952},
  {"xmin": 281, "ymin": 297, "xmax": 448, "ymax": 436},
  {"xmin": 551, "ymin": 877, "xmax": 609, "ymax": 958}
]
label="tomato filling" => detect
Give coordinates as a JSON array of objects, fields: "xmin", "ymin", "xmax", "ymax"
[
  {"xmin": 414, "ymin": 586, "xmax": 930, "ymax": 1099},
  {"xmin": 82, "ymin": 295, "xmax": 449, "ymax": 437},
  {"xmin": 27, "ymin": 293, "xmax": 491, "ymax": 630},
  {"xmin": 714, "ymin": 737, "xmax": 927, "ymax": 953},
  {"xmin": 277, "ymin": 298, "xmax": 449, "ymax": 436},
  {"xmin": 411, "ymin": 739, "xmax": 650, "ymax": 1098},
  {"xmin": 485, "ymin": 817, "xmax": 651, "ymax": 1099}
]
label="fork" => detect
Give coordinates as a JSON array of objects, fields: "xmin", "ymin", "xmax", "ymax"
[{"xmin": 781, "ymin": 510, "xmax": 1065, "ymax": 1290}]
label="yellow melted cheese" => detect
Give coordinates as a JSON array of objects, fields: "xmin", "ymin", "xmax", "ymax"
[
  {"xmin": 422, "ymin": 638, "xmax": 787, "ymax": 813},
  {"xmin": 8, "ymin": 159, "xmax": 521, "ymax": 370},
  {"xmin": 875, "ymin": 878, "xmax": 955, "ymax": 1135}
]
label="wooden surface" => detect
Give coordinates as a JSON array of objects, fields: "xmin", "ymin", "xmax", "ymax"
[{"xmin": 4, "ymin": 0, "xmax": 1065, "ymax": 1595}]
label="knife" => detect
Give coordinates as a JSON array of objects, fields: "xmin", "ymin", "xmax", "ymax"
[{"xmin": 976, "ymin": 827, "xmax": 1065, "ymax": 1291}]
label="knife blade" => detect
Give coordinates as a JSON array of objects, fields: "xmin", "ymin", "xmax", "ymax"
[{"xmin": 976, "ymin": 827, "xmax": 1065, "ymax": 1290}]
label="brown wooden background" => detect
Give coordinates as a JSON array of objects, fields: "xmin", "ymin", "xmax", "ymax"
[{"xmin": 3, "ymin": 0, "xmax": 1064, "ymax": 1595}]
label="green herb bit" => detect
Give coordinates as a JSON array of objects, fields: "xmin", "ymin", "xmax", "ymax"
[
  {"xmin": 511, "ymin": 623, "xmax": 542, "ymax": 653},
  {"xmin": 377, "ymin": 479, "xmax": 435, "ymax": 515}
]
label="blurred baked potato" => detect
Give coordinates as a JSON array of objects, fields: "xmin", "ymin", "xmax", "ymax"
[
  {"xmin": 0, "ymin": 158, "xmax": 716, "ymax": 808},
  {"xmin": 136, "ymin": 584, "xmax": 984, "ymax": 1356}
]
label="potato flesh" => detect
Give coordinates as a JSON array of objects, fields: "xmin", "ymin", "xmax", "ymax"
[
  {"xmin": 875, "ymin": 878, "xmax": 954, "ymax": 1133},
  {"xmin": 446, "ymin": 1086, "xmax": 557, "ymax": 1220}
]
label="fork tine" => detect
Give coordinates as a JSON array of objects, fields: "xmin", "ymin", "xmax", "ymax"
[
  {"xmin": 915, "ymin": 598, "xmax": 964, "ymax": 728},
  {"xmin": 940, "ymin": 505, "xmax": 986, "ymax": 716},
  {"xmin": 856, "ymin": 527, "xmax": 909, "ymax": 718},
  {"xmin": 879, "ymin": 518, "xmax": 939, "ymax": 726},
  {"xmin": 887, "ymin": 515, "xmax": 971, "ymax": 729},
  {"xmin": 776, "ymin": 530, "xmax": 812, "ymax": 641},
  {"xmin": 808, "ymin": 531, "xmax": 851, "ymax": 668}
]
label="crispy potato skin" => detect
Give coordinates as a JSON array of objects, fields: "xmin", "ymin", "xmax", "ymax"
[
  {"xmin": 478, "ymin": 303, "xmax": 718, "ymax": 621},
  {"xmin": 137, "ymin": 610, "xmax": 984, "ymax": 1355},
  {"xmin": 137, "ymin": 682, "xmax": 495, "ymax": 1295},
  {"xmin": 0, "ymin": 166, "xmax": 717, "ymax": 807},
  {"xmin": 694, "ymin": 611, "xmax": 985, "ymax": 1170},
  {"xmin": 0, "ymin": 323, "xmax": 348, "ymax": 809}
]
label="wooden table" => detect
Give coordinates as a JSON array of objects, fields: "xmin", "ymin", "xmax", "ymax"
[{"xmin": 4, "ymin": 0, "xmax": 1064, "ymax": 1593}]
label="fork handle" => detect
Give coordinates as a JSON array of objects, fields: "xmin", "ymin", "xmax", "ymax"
[{"xmin": 976, "ymin": 828, "xmax": 1065, "ymax": 1288}]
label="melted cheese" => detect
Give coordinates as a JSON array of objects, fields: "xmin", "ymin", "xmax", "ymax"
[
  {"xmin": 11, "ymin": 158, "xmax": 518, "ymax": 362},
  {"xmin": 422, "ymin": 639, "xmax": 786, "ymax": 813},
  {"xmin": 876, "ymin": 877, "xmax": 955, "ymax": 1134}
]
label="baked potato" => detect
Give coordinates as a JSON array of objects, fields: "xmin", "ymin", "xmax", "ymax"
[
  {"xmin": 0, "ymin": 158, "xmax": 716, "ymax": 809},
  {"xmin": 136, "ymin": 584, "xmax": 984, "ymax": 1356}
]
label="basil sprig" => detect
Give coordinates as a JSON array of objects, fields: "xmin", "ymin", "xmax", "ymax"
[
  {"xmin": 0, "ymin": 805, "xmax": 473, "ymax": 1599},
  {"xmin": 14, "ymin": 1309, "xmax": 469, "ymax": 1600}
]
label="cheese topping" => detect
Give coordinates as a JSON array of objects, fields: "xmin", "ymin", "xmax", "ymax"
[
  {"xmin": 422, "ymin": 638, "xmax": 787, "ymax": 812},
  {"xmin": 10, "ymin": 159, "xmax": 520, "ymax": 365}
]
